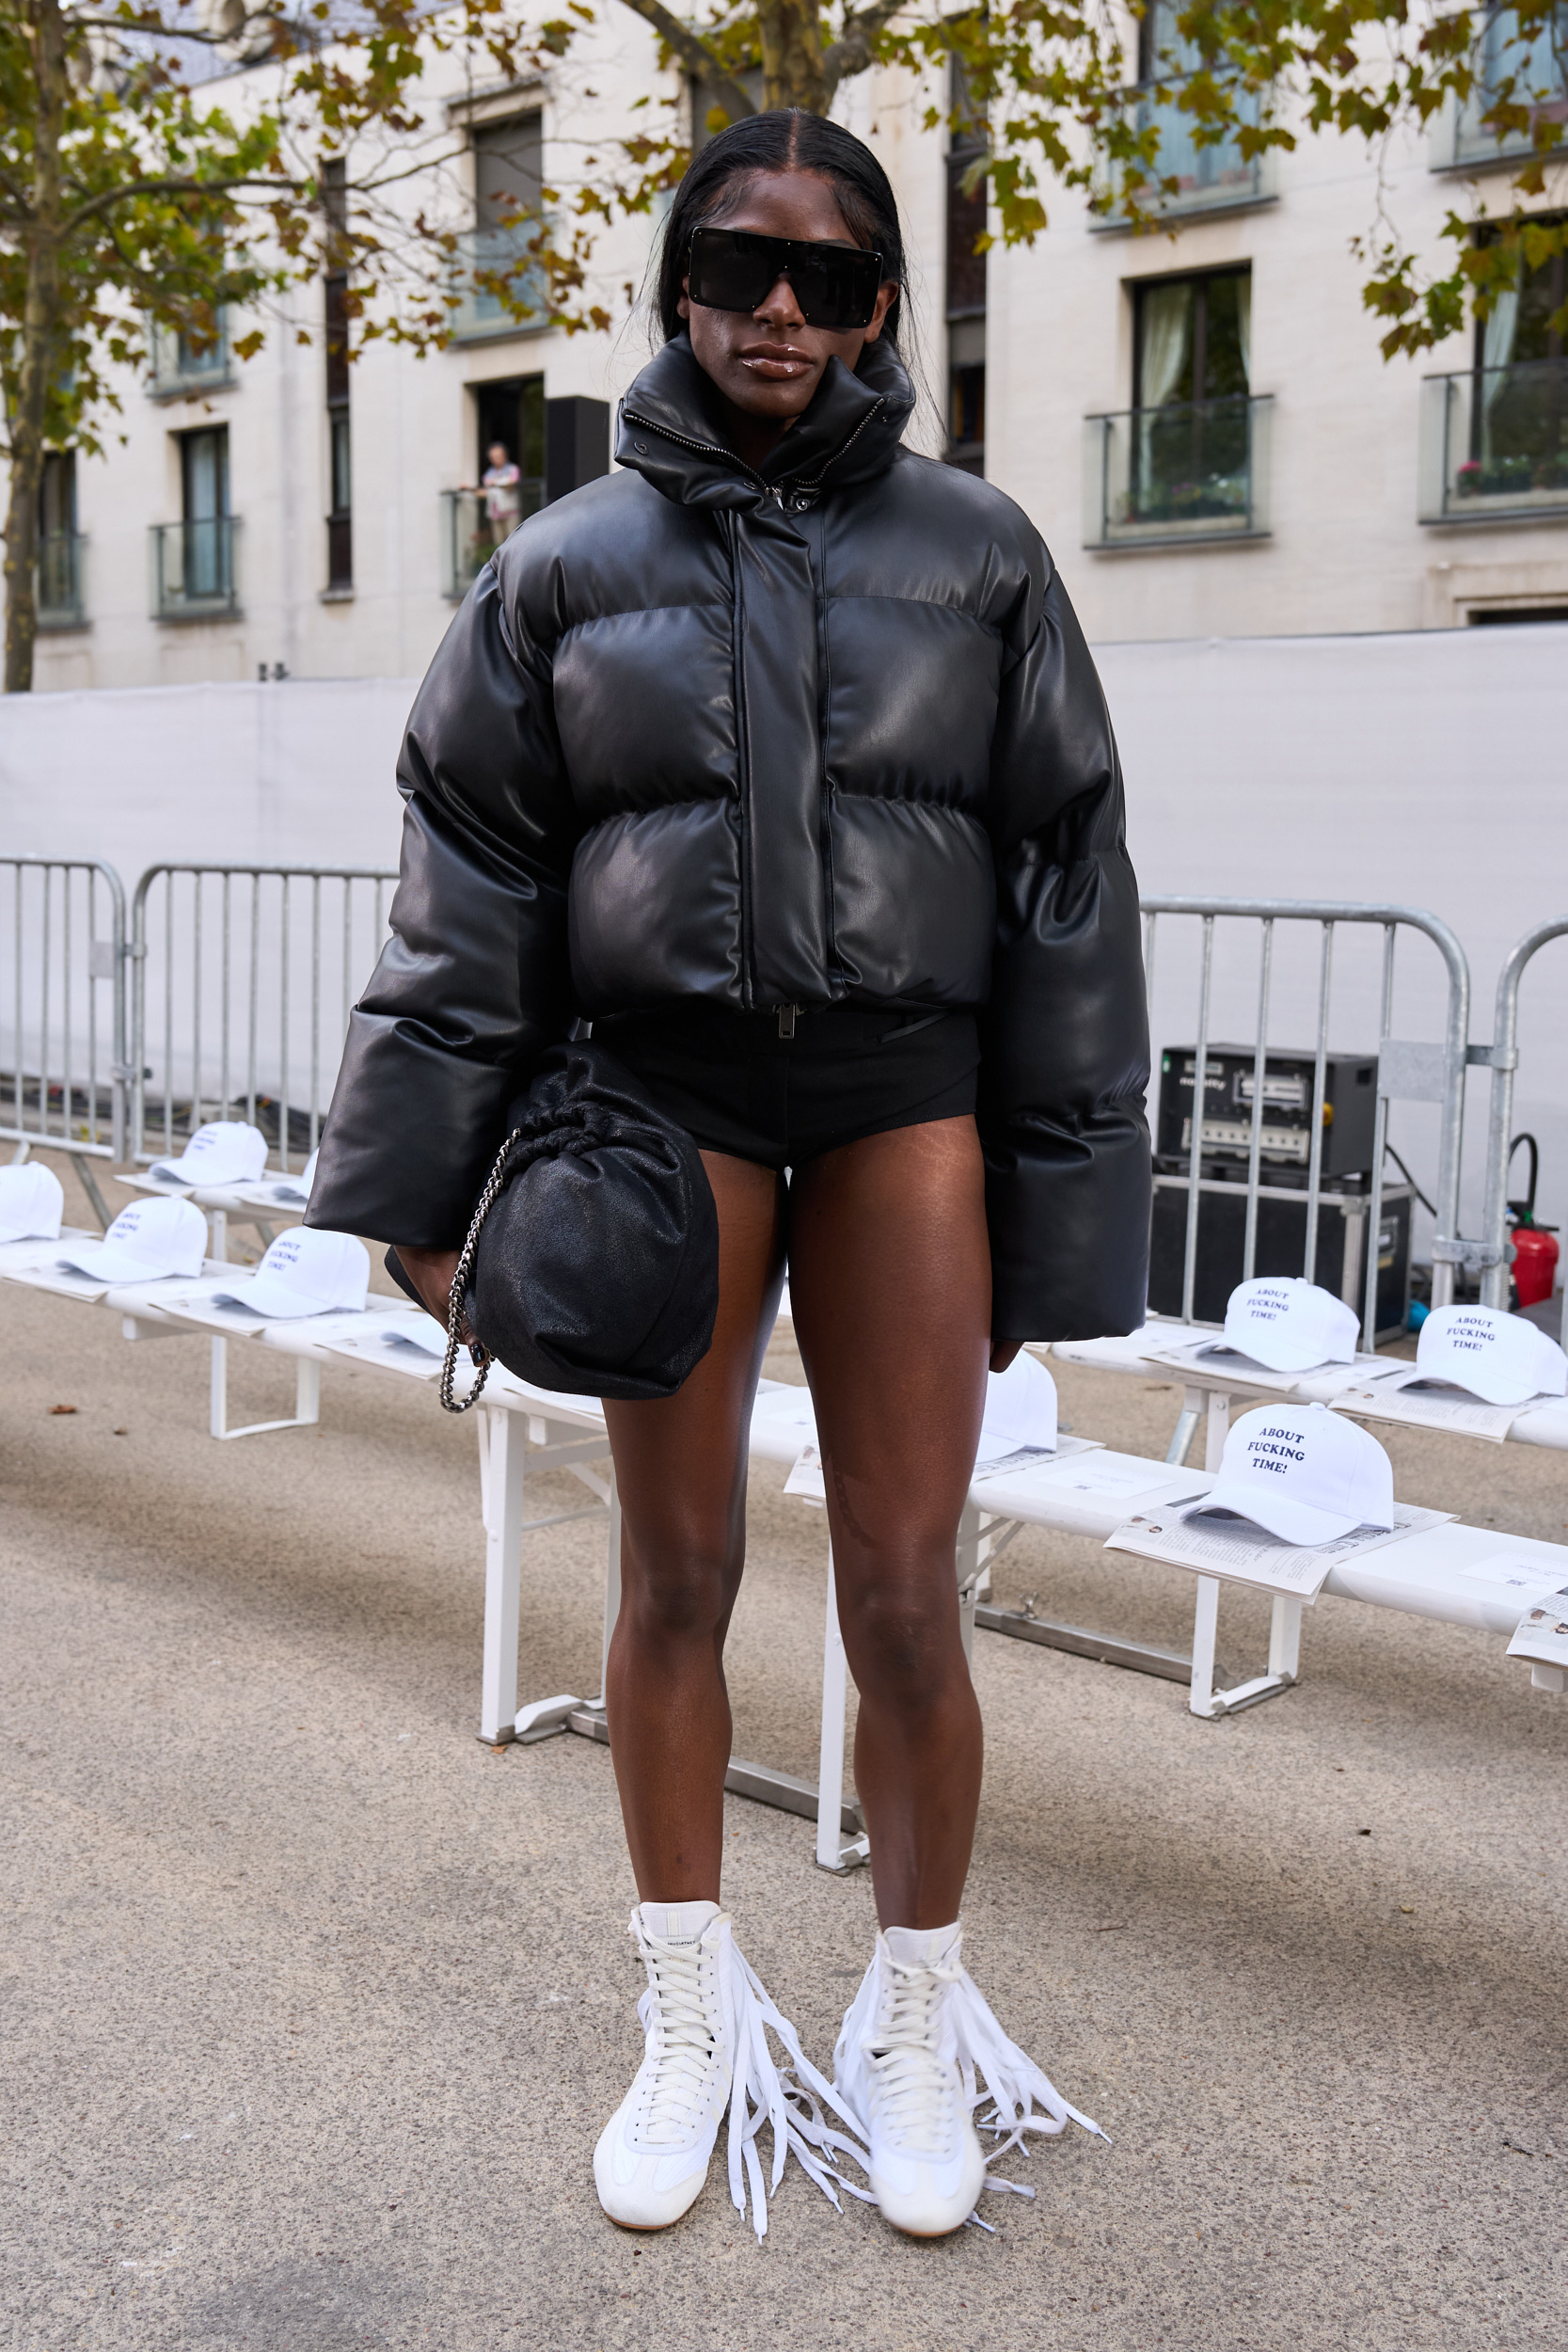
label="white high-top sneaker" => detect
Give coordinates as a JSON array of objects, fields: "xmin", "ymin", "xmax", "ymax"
[
  {"xmin": 594, "ymin": 1899, "xmax": 735, "ymax": 2231},
  {"xmin": 839, "ymin": 1923, "xmax": 987, "ymax": 2237}
]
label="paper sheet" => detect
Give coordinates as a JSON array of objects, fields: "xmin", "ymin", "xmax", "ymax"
[
  {"xmin": 1506, "ymin": 1605, "xmax": 1568, "ymax": 1670},
  {"xmin": 1140, "ymin": 1339, "xmax": 1305, "ymax": 1393},
  {"xmin": 1458, "ymin": 1551, "xmax": 1568, "ymax": 1607},
  {"xmin": 1331, "ymin": 1370, "xmax": 1541, "ymax": 1444},
  {"xmin": 1105, "ymin": 1500, "xmax": 1454, "ymax": 1601}
]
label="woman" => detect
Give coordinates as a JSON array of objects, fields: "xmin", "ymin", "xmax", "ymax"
[{"xmin": 309, "ymin": 110, "xmax": 1149, "ymax": 2241}]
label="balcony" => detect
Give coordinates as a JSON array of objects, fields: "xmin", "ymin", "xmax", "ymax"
[
  {"xmin": 449, "ymin": 224, "xmax": 550, "ymax": 344},
  {"xmin": 149, "ymin": 316, "xmax": 232, "ymax": 398},
  {"xmin": 150, "ymin": 517, "xmax": 242, "ymax": 619},
  {"xmin": 440, "ymin": 485, "xmax": 543, "ymax": 599},
  {"xmin": 1084, "ymin": 394, "xmax": 1273, "ymax": 549},
  {"xmin": 1418, "ymin": 359, "xmax": 1568, "ymax": 523},
  {"xmin": 37, "ymin": 532, "xmax": 87, "ymax": 629}
]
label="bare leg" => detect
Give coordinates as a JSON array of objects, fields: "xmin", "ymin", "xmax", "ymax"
[
  {"xmin": 789, "ymin": 1120, "xmax": 990, "ymax": 1931},
  {"xmin": 601, "ymin": 1151, "xmax": 784, "ymax": 1902}
]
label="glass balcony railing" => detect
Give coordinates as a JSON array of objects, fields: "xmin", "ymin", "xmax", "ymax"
[
  {"xmin": 449, "ymin": 223, "xmax": 550, "ymax": 343},
  {"xmin": 150, "ymin": 517, "xmax": 241, "ymax": 619},
  {"xmin": 37, "ymin": 532, "xmax": 87, "ymax": 628},
  {"xmin": 1418, "ymin": 359, "xmax": 1568, "ymax": 522},
  {"xmin": 1083, "ymin": 394, "xmax": 1273, "ymax": 548},
  {"xmin": 440, "ymin": 485, "xmax": 544, "ymax": 599}
]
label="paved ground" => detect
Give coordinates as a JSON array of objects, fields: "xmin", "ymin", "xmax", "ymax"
[{"xmin": 4, "ymin": 1169, "xmax": 1566, "ymax": 2349}]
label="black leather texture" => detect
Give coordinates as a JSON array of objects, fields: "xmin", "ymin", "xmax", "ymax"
[
  {"xmin": 308, "ymin": 333, "xmax": 1151, "ymax": 1341},
  {"xmin": 463, "ymin": 1041, "xmax": 720, "ymax": 1401}
]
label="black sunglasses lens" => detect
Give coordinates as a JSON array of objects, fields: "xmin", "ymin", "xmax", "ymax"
[{"xmin": 688, "ymin": 229, "xmax": 880, "ymax": 330}]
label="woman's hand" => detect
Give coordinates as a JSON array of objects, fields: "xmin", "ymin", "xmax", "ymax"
[
  {"xmin": 989, "ymin": 1341, "xmax": 1022, "ymax": 1375},
  {"xmin": 394, "ymin": 1245, "xmax": 469, "ymax": 1338}
]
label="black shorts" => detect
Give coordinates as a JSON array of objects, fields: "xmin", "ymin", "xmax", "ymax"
[{"xmin": 596, "ymin": 1001, "xmax": 980, "ymax": 1172}]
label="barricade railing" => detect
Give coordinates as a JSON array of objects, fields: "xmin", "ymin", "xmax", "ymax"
[
  {"xmin": 1139, "ymin": 898, "xmax": 1476, "ymax": 1344},
  {"xmin": 1480, "ymin": 914, "xmax": 1568, "ymax": 1338},
  {"xmin": 1, "ymin": 857, "xmax": 128, "ymax": 1221},
  {"xmin": 129, "ymin": 864, "xmax": 396, "ymax": 1170}
]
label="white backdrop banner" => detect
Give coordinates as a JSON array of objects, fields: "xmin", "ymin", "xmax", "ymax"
[{"xmin": 2, "ymin": 626, "xmax": 1564, "ymax": 1234}]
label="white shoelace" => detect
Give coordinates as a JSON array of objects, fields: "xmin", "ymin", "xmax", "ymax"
[
  {"xmin": 833, "ymin": 1934, "xmax": 1110, "ymax": 2225},
  {"xmin": 865, "ymin": 1953, "xmax": 964, "ymax": 2154},
  {"xmin": 635, "ymin": 1931, "xmax": 721, "ymax": 2145},
  {"xmin": 627, "ymin": 1911, "xmax": 873, "ymax": 2239}
]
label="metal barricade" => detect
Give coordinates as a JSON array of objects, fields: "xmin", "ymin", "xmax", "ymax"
[
  {"xmin": 1480, "ymin": 914, "xmax": 1568, "ymax": 1338},
  {"xmin": 129, "ymin": 865, "xmax": 396, "ymax": 1169},
  {"xmin": 1140, "ymin": 898, "xmax": 1476, "ymax": 1343},
  {"xmin": 0, "ymin": 857, "xmax": 128, "ymax": 1223}
]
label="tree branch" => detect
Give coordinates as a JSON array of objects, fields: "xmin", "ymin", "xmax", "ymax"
[
  {"xmin": 822, "ymin": 0, "xmax": 906, "ymax": 97},
  {"xmin": 613, "ymin": 0, "xmax": 756, "ymax": 124},
  {"xmin": 63, "ymin": 173, "xmax": 300, "ymax": 236}
]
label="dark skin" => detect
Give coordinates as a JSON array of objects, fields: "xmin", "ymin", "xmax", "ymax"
[{"xmin": 397, "ymin": 167, "xmax": 1020, "ymax": 1929}]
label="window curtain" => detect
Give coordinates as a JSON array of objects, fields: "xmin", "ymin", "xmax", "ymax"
[
  {"xmin": 1236, "ymin": 274, "xmax": 1252, "ymax": 390},
  {"xmin": 1138, "ymin": 281, "xmax": 1193, "ymax": 411},
  {"xmin": 1481, "ymin": 285, "xmax": 1520, "ymax": 455}
]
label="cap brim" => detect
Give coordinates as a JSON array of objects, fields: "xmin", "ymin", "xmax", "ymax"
[
  {"xmin": 1221, "ymin": 1326, "xmax": 1319, "ymax": 1372},
  {"xmin": 61, "ymin": 1244, "xmax": 177, "ymax": 1283},
  {"xmin": 145, "ymin": 1165, "xmax": 199, "ymax": 1187},
  {"xmin": 240, "ymin": 1273, "xmax": 333, "ymax": 1318},
  {"xmin": 0, "ymin": 1221, "xmax": 55, "ymax": 1243},
  {"xmin": 1200, "ymin": 1481, "xmax": 1359, "ymax": 1548},
  {"xmin": 1418, "ymin": 1361, "xmax": 1534, "ymax": 1406}
]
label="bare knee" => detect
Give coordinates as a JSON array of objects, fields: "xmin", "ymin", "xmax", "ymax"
[
  {"xmin": 621, "ymin": 1518, "xmax": 742, "ymax": 1645},
  {"xmin": 838, "ymin": 1568, "xmax": 966, "ymax": 1713}
]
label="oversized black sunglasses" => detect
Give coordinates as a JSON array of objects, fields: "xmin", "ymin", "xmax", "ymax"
[{"xmin": 687, "ymin": 225, "xmax": 885, "ymax": 331}]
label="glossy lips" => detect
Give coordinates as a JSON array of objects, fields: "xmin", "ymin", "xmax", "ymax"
[{"xmin": 687, "ymin": 225, "xmax": 883, "ymax": 330}]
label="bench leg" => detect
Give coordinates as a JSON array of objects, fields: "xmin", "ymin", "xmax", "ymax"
[
  {"xmin": 478, "ymin": 1405, "xmax": 525, "ymax": 1746},
  {"xmin": 816, "ymin": 1546, "xmax": 869, "ymax": 1873}
]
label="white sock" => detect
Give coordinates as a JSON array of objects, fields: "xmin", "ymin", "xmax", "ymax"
[
  {"xmin": 883, "ymin": 1919, "xmax": 961, "ymax": 1969},
  {"xmin": 639, "ymin": 1899, "xmax": 721, "ymax": 1945}
]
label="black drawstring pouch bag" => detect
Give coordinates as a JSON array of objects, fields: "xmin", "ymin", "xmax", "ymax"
[{"xmin": 408, "ymin": 1040, "xmax": 719, "ymax": 1409}]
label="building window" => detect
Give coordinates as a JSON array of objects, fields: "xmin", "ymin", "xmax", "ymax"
[
  {"xmin": 453, "ymin": 112, "xmax": 546, "ymax": 342},
  {"xmin": 1123, "ymin": 2, "xmax": 1269, "ymax": 217},
  {"xmin": 152, "ymin": 424, "xmax": 239, "ymax": 616},
  {"xmin": 1444, "ymin": 7, "xmax": 1568, "ymax": 169},
  {"xmin": 1419, "ymin": 215, "xmax": 1568, "ymax": 519},
  {"xmin": 38, "ymin": 450, "xmax": 86, "ymax": 628},
  {"xmin": 149, "ymin": 312, "xmax": 231, "ymax": 398},
  {"xmin": 1083, "ymin": 265, "xmax": 1270, "ymax": 546},
  {"xmin": 946, "ymin": 66, "xmax": 987, "ymax": 476},
  {"xmin": 324, "ymin": 158, "xmax": 353, "ymax": 592}
]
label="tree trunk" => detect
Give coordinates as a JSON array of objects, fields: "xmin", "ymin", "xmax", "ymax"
[
  {"xmin": 4, "ymin": 0, "xmax": 67, "ymax": 694},
  {"xmin": 758, "ymin": 0, "xmax": 828, "ymax": 114}
]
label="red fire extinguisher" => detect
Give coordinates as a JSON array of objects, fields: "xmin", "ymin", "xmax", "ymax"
[{"xmin": 1508, "ymin": 1132, "xmax": 1560, "ymax": 1310}]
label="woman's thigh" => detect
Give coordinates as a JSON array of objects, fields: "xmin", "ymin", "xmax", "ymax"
[
  {"xmin": 787, "ymin": 1117, "xmax": 991, "ymax": 1575},
  {"xmin": 602, "ymin": 1149, "xmax": 786, "ymax": 1599}
]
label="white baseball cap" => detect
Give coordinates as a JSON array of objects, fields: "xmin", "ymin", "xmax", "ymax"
[
  {"xmin": 229, "ymin": 1228, "xmax": 369, "ymax": 1319},
  {"xmin": 1223, "ymin": 1277, "xmax": 1360, "ymax": 1372},
  {"xmin": 0, "ymin": 1163, "xmax": 64, "ymax": 1242},
  {"xmin": 148, "ymin": 1120, "xmax": 269, "ymax": 1188},
  {"xmin": 977, "ymin": 1349, "xmax": 1057, "ymax": 1460},
  {"xmin": 1417, "ymin": 1302, "xmax": 1568, "ymax": 1407},
  {"xmin": 1201, "ymin": 1401, "xmax": 1394, "ymax": 1547},
  {"xmin": 62, "ymin": 1195, "xmax": 207, "ymax": 1284}
]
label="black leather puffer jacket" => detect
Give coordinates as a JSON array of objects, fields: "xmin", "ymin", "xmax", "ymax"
[{"xmin": 309, "ymin": 334, "xmax": 1150, "ymax": 1339}]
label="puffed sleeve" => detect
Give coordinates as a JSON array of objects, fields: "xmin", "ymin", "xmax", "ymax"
[
  {"xmin": 979, "ymin": 551, "xmax": 1151, "ymax": 1341},
  {"xmin": 306, "ymin": 563, "xmax": 580, "ymax": 1246}
]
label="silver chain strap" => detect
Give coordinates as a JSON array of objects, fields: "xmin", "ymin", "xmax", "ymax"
[{"xmin": 437, "ymin": 1125, "xmax": 524, "ymax": 1414}]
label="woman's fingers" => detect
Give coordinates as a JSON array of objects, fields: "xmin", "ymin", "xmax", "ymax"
[{"xmin": 988, "ymin": 1340, "xmax": 1022, "ymax": 1375}]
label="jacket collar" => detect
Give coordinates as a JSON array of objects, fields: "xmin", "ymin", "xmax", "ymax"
[{"xmin": 615, "ymin": 333, "xmax": 915, "ymax": 511}]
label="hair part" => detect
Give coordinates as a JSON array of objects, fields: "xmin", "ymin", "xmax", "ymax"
[{"xmin": 654, "ymin": 109, "xmax": 908, "ymax": 351}]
